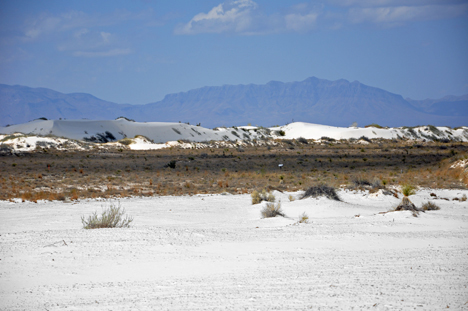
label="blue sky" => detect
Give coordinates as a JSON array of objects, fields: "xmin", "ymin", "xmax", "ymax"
[{"xmin": 1, "ymin": 0, "xmax": 467, "ymax": 105}]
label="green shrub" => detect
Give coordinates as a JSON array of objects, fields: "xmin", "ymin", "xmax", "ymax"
[
  {"xmin": 276, "ymin": 130, "xmax": 286, "ymax": 136},
  {"xmin": 251, "ymin": 189, "xmax": 276, "ymax": 205},
  {"xmin": 81, "ymin": 201, "xmax": 133, "ymax": 229},
  {"xmin": 261, "ymin": 202, "xmax": 285, "ymax": 218},
  {"xmin": 365, "ymin": 123, "xmax": 384, "ymax": 129},
  {"xmin": 401, "ymin": 184, "xmax": 416, "ymax": 197}
]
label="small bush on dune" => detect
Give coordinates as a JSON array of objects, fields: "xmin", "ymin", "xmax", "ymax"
[
  {"xmin": 301, "ymin": 184, "xmax": 341, "ymax": 201},
  {"xmin": 298, "ymin": 212, "xmax": 309, "ymax": 223},
  {"xmin": 401, "ymin": 184, "xmax": 416, "ymax": 197},
  {"xmin": 261, "ymin": 202, "xmax": 285, "ymax": 218},
  {"xmin": 81, "ymin": 201, "xmax": 133, "ymax": 229},
  {"xmin": 421, "ymin": 201, "xmax": 440, "ymax": 211},
  {"xmin": 119, "ymin": 138, "xmax": 133, "ymax": 145},
  {"xmin": 371, "ymin": 177, "xmax": 382, "ymax": 189},
  {"xmin": 365, "ymin": 123, "xmax": 384, "ymax": 129},
  {"xmin": 251, "ymin": 189, "xmax": 275, "ymax": 205},
  {"xmin": 351, "ymin": 176, "xmax": 371, "ymax": 188}
]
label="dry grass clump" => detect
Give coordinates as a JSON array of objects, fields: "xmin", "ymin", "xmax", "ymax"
[
  {"xmin": 81, "ymin": 201, "xmax": 133, "ymax": 229},
  {"xmin": 298, "ymin": 212, "xmax": 309, "ymax": 223},
  {"xmin": 261, "ymin": 202, "xmax": 285, "ymax": 218},
  {"xmin": 421, "ymin": 201, "xmax": 440, "ymax": 211},
  {"xmin": 301, "ymin": 184, "xmax": 340, "ymax": 201},
  {"xmin": 251, "ymin": 189, "xmax": 275, "ymax": 205}
]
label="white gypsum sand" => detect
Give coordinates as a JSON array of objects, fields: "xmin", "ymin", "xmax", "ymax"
[
  {"xmin": 0, "ymin": 188, "xmax": 467, "ymax": 310},
  {"xmin": 1, "ymin": 120, "xmax": 467, "ymax": 153}
]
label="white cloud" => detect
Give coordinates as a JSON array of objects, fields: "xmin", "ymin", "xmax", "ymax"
[
  {"xmin": 16, "ymin": 9, "xmax": 154, "ymax": 58},
  {"xmin": 175, "ymin": 0, "xmax": 322, "ymax": 35},
  {"xmin": 329, "ymin": 0, "xmax": 467, "ymax": 7},
  {"xmin": 175, "ymin": 0, "xmax": 258, "ymax": 34},
  {"xmin": 285, "ymin": 12, "xmax": 318, "ymax": 32},
  {"xmin": 72, "ymin": 48, "xmax": 132, "ymax": 58},
  {"xmin": 348, "ymin": 3, "xmax": 468, "ymax": 25}
]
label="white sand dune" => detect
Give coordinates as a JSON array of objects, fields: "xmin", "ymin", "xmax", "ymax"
[
  {"xmin": 1, "ymin": 119, "xmax": 467, "ymax": 152},
  {"xmin": 0, "ymin": 188, "xmax": 467, "ymax": 310}
]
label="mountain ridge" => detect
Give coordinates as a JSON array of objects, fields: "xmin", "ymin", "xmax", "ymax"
[{"xmin": 1, "ymin": 77, "xmax": 467, "ymax": 127}]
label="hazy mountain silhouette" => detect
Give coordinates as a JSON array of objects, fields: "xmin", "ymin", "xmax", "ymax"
[{"xmin": 1, "ymin": 77, "xmax": 466, "ymax": 128}]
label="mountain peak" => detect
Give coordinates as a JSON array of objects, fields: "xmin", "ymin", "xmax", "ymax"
[{"xmin": 1, "ymin": 79, "xmax": 466, "ymax": 127}]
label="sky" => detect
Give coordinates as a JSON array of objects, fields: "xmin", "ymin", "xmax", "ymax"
[{"xmin": 0, "ymin": 0, "xmax": 467, "ymax": 105}]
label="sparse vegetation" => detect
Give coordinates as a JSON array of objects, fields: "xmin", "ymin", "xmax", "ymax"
[
  {"xmin": 165, "ymin": 160, "xmax": 177, "ymax": 169},
  {"xmin": 119, "ymin": 138, "xmax": 133, "ymax": 145},
  {"xmin": 365, "ymin": 123, "xmax": 384, "ymax": 129},
  {"xmin": 261, "ymin": 202, "xmax": 285, "ymax": 218},
  {"xmin": 251, "ymin": 189, "xmax": 276, "ymax": 205},
  {"xmin": 298, "ymin": 212, "xmax": 309, "ymax": 223},
  {"xmin": 421, "ymin": 201, "xmax": 440, "ymax": 211},
  {"xmin": 301, "ymin": 185, "xmax": 340, "ymax": 201},
  {"xmin": 81, "ymin": 201, "xmax": 133, "ymax": 229},
  {"xmin": 0, "ymin": 139, "xmax": 466, "ymax": 201}
]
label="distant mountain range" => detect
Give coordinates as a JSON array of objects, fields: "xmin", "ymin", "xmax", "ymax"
[{"xmin": 1, "ymin": 77, "xmax": 467, "ymax": 127}]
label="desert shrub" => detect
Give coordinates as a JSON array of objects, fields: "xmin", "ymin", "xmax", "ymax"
[
  {"xmin": 351, "ymin": 176, "xmax": 371, "ymax": 187},
  {"xmin": 276, "ymin": 130, "xmax": 286, "ymax": 136},
  {"xmin": 165, "ymin": 160, "xmax": 176, "ymax": 169},
  {"xmin": 116, "ymin": 116, "xmax": 135, "ymax": 122},
  {"xmin": 119, "ymin": 138, "xmax": 133, "ymax": 145},
  {"xmin": 358, "ymin": 136, "xmax": 372, "ymax": 143},
  {"xmin": 365, "ymin": 123, "xmax": 383, "ymax": 129},
  {"xmin": 401, "ymin": 184, "xmax": 416, "ymax": 197},
  {"xmin": 288, "ymin": 194, "xmax": 295, "ymax": 202},
  {"xmin": 301, "ymin": 184, "xmax": 341, "ymax": 201},
  {"xmin": 298, "ymin": 212, "xmax": 309, "ymax": 223},
  {"xmin": 81, "ymin": 201, "xmax": 133, "ymax": 229},
  {"xmin": 261, "ymin": 202, "xmax": 285, "ymax": 218},
  {"xmin": 251, "ymin": 189, "xmax": 275, "ymax": 204},
  {"xmin": 320, "ymin": 136, "xmax": 335, "ymax": 142},
  {"xmin": 371, "ymin": 177, "xmax": 382, "ymax": 189},
  {"xmin": 297, "ymin": 137, "xmax": 308, "ymax": 144},
  {"xmin": 421, "ymin": 201, "xmax": 440, "ymax": 211},
  {"xmin": 461, "ymin": 194, "xmax": 467, "ymax": 202}
]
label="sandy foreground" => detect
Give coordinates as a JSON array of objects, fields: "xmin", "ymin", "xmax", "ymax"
[{"xmin": 0, "ymin": 189, "xmax": 467, "ymax": 310}]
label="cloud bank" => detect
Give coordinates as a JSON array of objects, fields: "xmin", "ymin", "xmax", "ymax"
[{"xmin": 175, "ymin": 0, "xmax": 468, "ymax": 35}]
